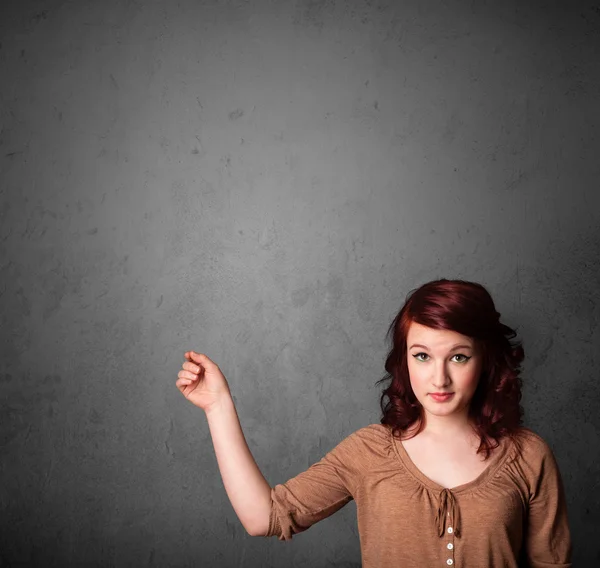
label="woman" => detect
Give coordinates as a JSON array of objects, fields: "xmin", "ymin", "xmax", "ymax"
[{"xmin": 176, "ymin": 279, "xmax": 572, "ymax": 567}]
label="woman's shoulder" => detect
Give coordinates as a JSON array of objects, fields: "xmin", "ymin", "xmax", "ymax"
[
  {"xmin": 332, "ymin": 423, "xmax": 394, "ymax": 457},
  {"xmin": 506, "ymin": 426, "xmax": 562, "ymax": 473},
  {"xmin": 510, "ymin": 426, "xmax": 556, "ymax": 455},
  {"xmin": 350, "ymin": 422, "xmax": 394, "ymax": 442},
  {"xmin": 330, "ymin": 424, "xmax": 391, "ymax": 449}
]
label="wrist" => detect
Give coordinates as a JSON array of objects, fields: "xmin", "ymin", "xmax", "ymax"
[{"xmin": 205, "ymin": 391, "xmax": 235, "ymax": 418}]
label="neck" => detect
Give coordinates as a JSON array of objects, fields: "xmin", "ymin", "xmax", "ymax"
[{"xmin": 421, "ymin": 411, "xmax": 475, "ymax": 439}]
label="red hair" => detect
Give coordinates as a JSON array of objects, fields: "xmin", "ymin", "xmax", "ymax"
[{"xmin": 377, "ymin": 279, "xmax": 524, "ymax": 458}]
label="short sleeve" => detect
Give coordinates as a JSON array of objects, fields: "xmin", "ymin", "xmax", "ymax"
[
  {"xmin": 264, "ymin": 428, "xmax": 365, "ymax": 541},
  {"xmin": 524, "ymin": 437, "xmax": 572, "ymax": 567}
]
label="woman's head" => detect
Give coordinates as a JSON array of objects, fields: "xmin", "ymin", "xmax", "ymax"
[
  {"xmin": 406, "ymin": 321, "xmax": 483, "ymax": 425},
  {"xmin": 378, "ymin": 279, "xmax": 524, "ymax": 456}
]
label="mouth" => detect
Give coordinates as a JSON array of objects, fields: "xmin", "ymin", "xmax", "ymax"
[{"xmin": 429, "ymin": 392, "xmax": 454, "ymax": 402}]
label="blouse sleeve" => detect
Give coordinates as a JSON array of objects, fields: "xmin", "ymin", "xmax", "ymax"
[
  {"xmin": 524, "ymin": 439, "xmax": 573, "ymax": 567},
  {"xmin": 264, "ymin": 428, "xmax": 365, "ymax": 541}
]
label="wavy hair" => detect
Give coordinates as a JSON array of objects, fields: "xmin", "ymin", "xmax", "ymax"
[{"xmin": 377, "ymin": 279, "xmax": 524, "ymax": 458}]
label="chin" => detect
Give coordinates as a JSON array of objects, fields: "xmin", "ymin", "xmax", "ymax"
[
  {"xmin": 424, "ymin": 402, "xmax": 463, "ymax": 417},
  {"xmin": 426, "ymin": 408, "xmax": 458, "ymax": 417}
]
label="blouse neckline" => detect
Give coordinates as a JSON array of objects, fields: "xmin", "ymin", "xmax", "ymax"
[{"xmin": 389, "ymin": 427, "xmax": 513, "ymax": 495}]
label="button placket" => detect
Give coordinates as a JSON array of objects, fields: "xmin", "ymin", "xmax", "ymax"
[
  {"xmin": 445, "ymin": 526, "xmax": 455, "ymax": 566},
  {"xmin": 437, "ymin": 490, "xmax": 459, "ymax": 567}
]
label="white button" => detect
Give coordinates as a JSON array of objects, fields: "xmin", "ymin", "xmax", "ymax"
[
  {"xmin": 447, "ymin": 560, "xmax": 454, "ymax": 566},
  {"xmin": 447, "ymin": 527, "xmax": 453, "ymax": 534},
  {"xmin": 447, "ymin": 543, "xmax": 453, "ymax": 550}
]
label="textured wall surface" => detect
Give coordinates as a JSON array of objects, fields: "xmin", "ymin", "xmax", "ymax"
[{"xmin": 1, "ymin": 0, "xmax": 599, "ymax": 566}]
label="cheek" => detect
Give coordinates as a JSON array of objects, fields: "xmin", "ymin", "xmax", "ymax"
[
  {"xmin": 407, "ymin": 361, "xmax": 426, "ymax": 389},
  {"xmin": 461, "ymin": 365, "xmax": 481, "ymax": 391}
]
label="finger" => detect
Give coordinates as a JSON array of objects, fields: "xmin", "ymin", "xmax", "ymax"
[
  {"xmin": 188, "ymin": 352, "xmax": 219, "ymax": 369},
  {"xmin": 178, "ymin": 370, "xmax": 199, "ymax": 381},
  {"xmin": 182, "ymin": 361, "xmax": 201, "ymax": 373},
  {"xmin": 176, "ymin": 377, "xmax": 193, "ymax": 389}
]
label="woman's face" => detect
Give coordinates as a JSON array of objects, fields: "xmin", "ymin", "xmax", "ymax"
[{"xmin": 406, "ymin": 322, "xmax": 483, "ymax": 422}]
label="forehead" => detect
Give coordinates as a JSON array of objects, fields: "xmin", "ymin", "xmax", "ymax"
[{"xmin": 406, "ymin": 322, "xmax": 474, "ymax": 348}]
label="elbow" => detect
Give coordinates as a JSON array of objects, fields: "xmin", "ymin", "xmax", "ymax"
[
  {"xmin": 244, "ymin": 514, "xmax": 271, "ymax": 537},
  {"xmin": 242, "ymin": 490, "xmax": 273, "ymax": 537},
  {"xmin": 246, "ymin": 523, "xmax": 269, "ymax": 537},
  {"xmin": 245, "ymin": 494, "xmax": 273, "ymax": 537}
]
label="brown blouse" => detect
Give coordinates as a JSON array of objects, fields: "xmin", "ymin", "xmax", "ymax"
[{"xmin": 264, "ymin": 424, "xmax": 572, "ymax": 567}]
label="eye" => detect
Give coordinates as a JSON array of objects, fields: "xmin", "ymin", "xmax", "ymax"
[
  {"xmin": 412, "ymin": 353, "xmax": 429, "ymax": 362},
  {"xmin": 451, "ymin": 354, "xmax": 471, "ymax": 363}
]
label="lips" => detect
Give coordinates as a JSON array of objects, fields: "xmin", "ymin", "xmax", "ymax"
[{"xmin": 429, "ymin": 393, "xmax": 454, "ymax": 402}]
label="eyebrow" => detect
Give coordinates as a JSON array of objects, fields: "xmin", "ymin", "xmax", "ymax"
[{"xmin": 408, "ymin": 343, "xmax": 473, "ymax": 351}]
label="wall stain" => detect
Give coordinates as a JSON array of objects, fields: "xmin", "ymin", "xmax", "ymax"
[
  {"xmin": 228, "ymin": 108, "xmax": 244, "ymax": 120},
  {"xmin": 292, "ymin": 286, "xmax": 311, "ymax": 308}
]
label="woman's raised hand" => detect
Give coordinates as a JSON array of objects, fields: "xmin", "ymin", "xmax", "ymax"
[{"xmin": 177, "ymin": 351, "xmax": 232, "ymax": 413}]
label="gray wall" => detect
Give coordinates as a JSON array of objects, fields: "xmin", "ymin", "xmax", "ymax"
[{"xmin": 1, "ymin": 0, "xmax": 599, "ymax": 566}]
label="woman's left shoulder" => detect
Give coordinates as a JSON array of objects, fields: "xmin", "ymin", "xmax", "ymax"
[
  {"xmin": 507, "ymin": 427, "xmax": 561, "ymax": 467},
  {"xmin": 511, "ymin": 426, "xmax": 551, "ymax": 447}
]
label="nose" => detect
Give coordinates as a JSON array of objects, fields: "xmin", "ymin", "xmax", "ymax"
[{"xmin": 432, "ymin": 361, "xmax": 451, "ymax": 388}]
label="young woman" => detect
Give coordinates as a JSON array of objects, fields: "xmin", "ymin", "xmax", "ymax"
[{"xmin": 176, "ymin": 279, "xmax": 572, "ymax": 567}]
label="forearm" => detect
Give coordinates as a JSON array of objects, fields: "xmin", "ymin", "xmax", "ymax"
[{"xmin": 205, "ymin": 395, "xmax": 272, "ymax": 536}]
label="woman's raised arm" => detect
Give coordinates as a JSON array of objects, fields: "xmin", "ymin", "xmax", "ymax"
[{"xmin": 177, "ymin": 351, "xmax": 272, "ymax": 536}]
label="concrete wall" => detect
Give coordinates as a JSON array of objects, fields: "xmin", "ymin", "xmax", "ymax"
[{"xmin": 1, "ymin": 0, "xmax": 599, "ymax": 565}]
